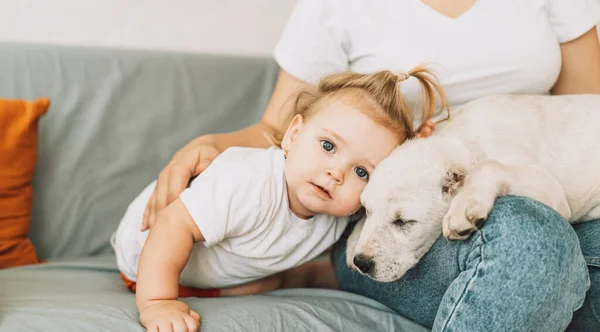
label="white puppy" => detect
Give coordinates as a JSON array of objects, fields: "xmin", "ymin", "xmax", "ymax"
[{"xmin": 347, "ymin": 94, "xmax": 600, "ymax": 282}]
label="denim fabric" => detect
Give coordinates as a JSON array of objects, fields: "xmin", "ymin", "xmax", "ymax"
[
  {"xmin": 566, "ymin": 221, "xmax": 600, "ymax": 332},
  {"xmin": 332, "ymin": 196, "xmax": 598, "ymax": 332}
]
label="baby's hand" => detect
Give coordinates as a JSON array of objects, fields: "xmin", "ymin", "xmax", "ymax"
[{"xmin": 139, "ymin": 299, "xmax": 200, "ymax": 332}]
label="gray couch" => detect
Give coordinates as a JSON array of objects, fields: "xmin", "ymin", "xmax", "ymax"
[{"xmin": 0, "ymin": 42, "xmax": 429, "ymax": 332}]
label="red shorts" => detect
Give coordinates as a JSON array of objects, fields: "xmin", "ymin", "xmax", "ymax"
[{"xmin": 120, "ymin": 273, "xmax": 220, "ymax": 298}]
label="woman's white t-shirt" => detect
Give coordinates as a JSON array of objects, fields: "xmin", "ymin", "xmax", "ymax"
[
  {"xmin": 274, "ymin": 0, "xmax": 600, "ymax": 124},
  {"xmin": 113, "ymin": 147, "xmax": 348, "ymax": 288}
]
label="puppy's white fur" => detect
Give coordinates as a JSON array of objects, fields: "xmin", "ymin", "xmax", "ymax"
[{"xmin": 347, "ymin": 94, "xmax": 600, "ymax": 282}]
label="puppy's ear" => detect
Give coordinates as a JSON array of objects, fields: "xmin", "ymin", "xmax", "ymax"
[{"xmin": 441, "ymin": 166, "xmax": 466, "ymax": 197}]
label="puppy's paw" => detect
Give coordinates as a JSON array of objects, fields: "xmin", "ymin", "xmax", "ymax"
[{"xmin": 443, "ymin": 191, "xmax": 494, "ymax": 240}]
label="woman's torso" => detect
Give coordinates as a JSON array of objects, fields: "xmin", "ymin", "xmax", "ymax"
[{"xmin": 340, "ymin": 0, "xmax": 562, "ymax": 120}]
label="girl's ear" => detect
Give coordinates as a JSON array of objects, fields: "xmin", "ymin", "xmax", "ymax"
[{"xmin": 281, "ymin": 114, "xmax": 304, "ymax": 152}]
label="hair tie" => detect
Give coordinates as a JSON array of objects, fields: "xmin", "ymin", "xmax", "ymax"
[{"xmin": 395, "ymin": 72, "xmax": 410, "ymax": 82}]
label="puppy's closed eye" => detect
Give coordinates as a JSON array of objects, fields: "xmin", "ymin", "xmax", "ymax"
[{"xmin": 392, "ymin": 218, "xmax": 417, "ymax": 230}]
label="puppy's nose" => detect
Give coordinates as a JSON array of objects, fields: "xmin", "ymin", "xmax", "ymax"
[{"xmin": 353, "ymin": 254, "xmax": 375, "ymax": 274}]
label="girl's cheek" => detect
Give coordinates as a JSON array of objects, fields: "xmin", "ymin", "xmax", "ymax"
[{"xmin": 350, "ymin": 183, "xmax": 363, "ymax": 201}]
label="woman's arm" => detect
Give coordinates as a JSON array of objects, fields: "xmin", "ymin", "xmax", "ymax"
[
  {"xmin": 136, "ymin": 199, "xmax": 204, "ymax": 332},
  {"xmin": 216, "ymin": 69, "xmax": 313, "ymax": 151},
  {"xmin": 551, "ymin": 26, "xmax": 600, "ymax": 95},
  {"xmin": 141, "ymin": 70, "xmax": 313, "ymax": 230}
]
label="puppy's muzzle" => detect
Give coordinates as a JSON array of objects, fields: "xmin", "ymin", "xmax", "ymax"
[{"xmin": 353, "ymin": 254, "xmax": 375, "ymax": 274}]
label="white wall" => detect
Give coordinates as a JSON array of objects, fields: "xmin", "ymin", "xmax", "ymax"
[
  {"xmin": 0, "ymin": 0, "xmax": 298, "ymax": 55},
  {"xmin": 0, "ymin": 1, "xmax": 597, "ymax": 56}
]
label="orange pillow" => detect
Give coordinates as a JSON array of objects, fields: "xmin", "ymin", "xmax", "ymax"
[{"xmin": 0, "ymin": 97, "xmax": 49, "ymax": 268}]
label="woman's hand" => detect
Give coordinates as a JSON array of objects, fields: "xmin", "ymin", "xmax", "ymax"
[
  {"xmin": 139, "ymin": 299, "xmax": 200, "ymax": 332},
  {"xmin": 415, "ymin": 119, "xmax": 435, "ymax": 138},
  {"xmin": 141, "ymin": 137, "xmax": 221, "ymax": 231},
  {"xmin": 141, "ymin": 70, "xmax": 310, "ymax": 231}
]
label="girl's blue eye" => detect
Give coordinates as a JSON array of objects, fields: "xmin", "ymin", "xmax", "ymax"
[
  {"xmin": 321, "ymin": 140, "xmax": 335, "ymax": 152},
  {"xmin": 355, "ymin": 167, "xmax": 369, "ymax": 180}
]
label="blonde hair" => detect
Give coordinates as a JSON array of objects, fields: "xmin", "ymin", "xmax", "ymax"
[{"xmin": 274, "ymin": 64, "xmax": 449, "ymax": 146}]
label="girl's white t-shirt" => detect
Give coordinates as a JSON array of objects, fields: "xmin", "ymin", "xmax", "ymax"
[
  {"xmin": 113, "ymin": 147, "xmax": 348, "ymax": 288},
  {"xmin": 274, "ymin": 0, "xmax": 600, "ymax": 124}
]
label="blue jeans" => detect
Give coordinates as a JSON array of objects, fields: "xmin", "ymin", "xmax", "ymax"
[{"xmin": 332, "ymin": 196, "xmax": 599, "ymax": 332}]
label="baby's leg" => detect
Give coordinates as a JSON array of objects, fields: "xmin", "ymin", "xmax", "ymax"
[
  {"xmin": 219, "ymin": 261, "xmax": 338, "ymax": 296},
  {"xmin": 219, "ymin": 273, "xmax": 285, "ymax": 296}
]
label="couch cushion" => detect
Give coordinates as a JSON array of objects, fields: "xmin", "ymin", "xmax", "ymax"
[
  {"xmin": 0, "ymin": 255, "xmax": 429, "ymax": 332},
  {"xmin": 0, "ymin": 97, "xmax": 49, "ymax": 268},
  {"xmin": 0, "ymin": 42, "xmax": 279, "ymax": 259}
]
